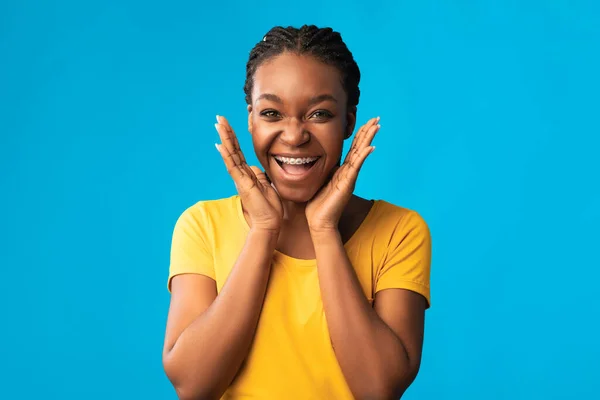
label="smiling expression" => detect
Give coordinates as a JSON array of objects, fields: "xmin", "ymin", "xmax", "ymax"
[{"xmin": 248, "ymin": 52, "xmax": 356, "ymax": 203}]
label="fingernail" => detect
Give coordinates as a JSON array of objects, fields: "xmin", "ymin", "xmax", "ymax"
[
  {"xmin": 216, "ymin": 115, "xmax": 220, "ymax": 123},
  {"xmin": 215, "ymin": 143, "xmax": 220, "ymax": 152},
  {"xmin": 370, "ymin": 146, "xmax": 376, "ymax": 153},
  {"xmin": 214, "ymin": 123, "xmax": 219, "ymax": 130},
  {"xmin": 376, "ymin": 116, "xmax": 380, "ymax": 122}
]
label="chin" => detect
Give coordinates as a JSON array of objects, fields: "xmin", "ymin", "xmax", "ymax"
[{"xmin": 272, "ymin": 184, "xmax": 320, "ymax": 204}]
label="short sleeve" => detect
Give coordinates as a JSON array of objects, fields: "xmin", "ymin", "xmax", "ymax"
[
  {"xmin": 375, "ymin": 210, "xmax": 432, "ymax": 307},
  {"xmin": 167, "ymin": 204, "xmax": 216, "ymax": 291}
]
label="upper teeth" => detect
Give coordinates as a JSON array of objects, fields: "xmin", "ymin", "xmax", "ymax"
[{"xmin": 274, "ymin": 156, "xmax": 319, "ymax": 165}]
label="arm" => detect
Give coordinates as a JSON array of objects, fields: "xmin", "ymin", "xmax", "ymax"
[
  {"xmin": 305, "ymin": 117, "xmax": 430, "ymax": 398},
  {"xmin": 163, "ymin": 115, "xmax": 284, "ymax": 400},
  {"xmin": 163, "ymin": 228, "xmax": 278, "ymax": 400},
  {"xmin": 312, "ymin": 228, "xmax": 427, "ymax": 400}
]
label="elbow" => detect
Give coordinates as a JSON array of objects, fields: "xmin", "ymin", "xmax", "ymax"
[
  {"xmin": 163, "ymin": 354, "xmax": 218, "ymax": 400},
  {"xmin": 360, "ymin": 364, "xmax": 420, "ymax": 400},
  {"xmin": 168, "ymin": 379, "xmax": 218, "ymax": 400},
  {"xmin": 174, "ymin": 386, "xmax": 216, "ymax": 400},
  {"xmin": 387, "ymin": 363, "xmax": 421, "ymax": 399},
  {"xmin": 173, "ymin": 387, "xmax": 198, "ymax": 400}
]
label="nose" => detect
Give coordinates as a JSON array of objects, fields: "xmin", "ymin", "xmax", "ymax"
[{"xmin": 278, "ymin": 118, "xmax": 310, "ymax": 147}]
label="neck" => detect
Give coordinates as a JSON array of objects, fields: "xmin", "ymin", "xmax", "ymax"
[
  {"xmin": 281, "ymin": 200, "xmax": 310, "ymax": 230},
  {"xmin": 279, "ymin": 195, "xmax": 359, "ymax": 232}
]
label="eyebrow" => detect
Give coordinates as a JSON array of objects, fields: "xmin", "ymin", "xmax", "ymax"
[{"xmin": 256, "ymin": 93, "xmax": 338, "ymax": 105}]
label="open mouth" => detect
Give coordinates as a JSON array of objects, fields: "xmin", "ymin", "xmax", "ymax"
[{"xmin": 272, "ymin": 155, "xmax": 321, "ymax": 178}]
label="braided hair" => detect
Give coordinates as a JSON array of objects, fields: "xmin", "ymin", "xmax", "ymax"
[{"xmin": 243, "ymin": 25, "xmax": 361, "ymax": 108}]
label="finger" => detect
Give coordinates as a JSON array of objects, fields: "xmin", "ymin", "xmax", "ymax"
[
  {"xmin": 350, "ymin": 117, "xmax": 377, "ymax": 145},
  {"xmin": 215, "ymin": 123, "xmax": 243, "ymax": 166},
  {"xmin": 215, "ymin": 142, "xmax": 247, "ymax": 183},
  {"xmin": 346, "ymin": 122, "xmax": 379, "ymax": 165},
  {"xmin": 358, "ymin": 121, "xmax": 380, "ymax": 149},
  {"xmin": 249, "ymin": 166, "xmax": 270, "ymax": 187},
  {"xmin": 216, "ymin": 118, "xmax": 261, "ymax": 186},
  {"xmin": 215, "ymin": 117, "xmax": 243, "ymax": 165},
  {"xmin": 349, "ymin": 116, "xmax": 379, "ymax": 149},
  {"xmin": 345, "ymin": 117, "xmax": 379, "ymax": 164},
  {"xmin": 215, "ymin": 143, "xmax": 259, "ymax": 195},
  {"xmin": 347, "ymin": 146, "xmax": 375, "ymax": 178},
  {"xmin": 354, "ymin": 118, "xmax": 380, "ymax": 151},
  {"xmin": 218, "ymin": 116, "xmax": 242, "ymax": 152},
  {"xmin": 217, "ymin": 115, "xmax": 246, "ymax": 164},
  {"xmin": 338, "ymin": 146, "xmax": 374, "ymax": 190}
]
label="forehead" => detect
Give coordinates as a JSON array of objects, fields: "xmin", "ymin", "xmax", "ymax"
[{"xmin": 252, "ymin": 52, "xmax": 346, "ymax": 103}]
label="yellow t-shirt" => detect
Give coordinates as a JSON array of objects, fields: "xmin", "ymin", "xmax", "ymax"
[{"xmin": 168, "ymin": 195, "xmax": 431, "ymax": 399}]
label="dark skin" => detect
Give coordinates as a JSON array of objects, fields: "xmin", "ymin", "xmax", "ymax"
[
  {"xmin": 246, "ymin": 51, "xmax": 375, "ymax": 257},
  {"xmin": 163, "ymin": 52, "xmax": 427, "ymax": 400}
]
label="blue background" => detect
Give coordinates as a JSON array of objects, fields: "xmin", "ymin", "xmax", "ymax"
[{"xmin": 1, "ymin": 1, "xmax": 599, "ymax": 399}]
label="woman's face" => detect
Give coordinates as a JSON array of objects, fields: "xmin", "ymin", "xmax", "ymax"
[{"xmin": 248, "ymin": 52, "xmax": 356, "ymax": 203}]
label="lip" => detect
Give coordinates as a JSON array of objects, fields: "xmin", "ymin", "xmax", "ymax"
[
  {"xmin": 271, "ymin": 153, "xmax": 322, "ymax": 158},
  {"xmin": 270, "ymin": 155, "xmax": 322, "ymax": 182}
]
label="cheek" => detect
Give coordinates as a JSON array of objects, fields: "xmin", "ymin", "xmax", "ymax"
[
  {"xmin": 330, "ymin": 143, "xmax": 345, "ymax": 166},
  {"xmin": 250, "ymin": 124, "xmax": 275, "ymax": 157},
  {"xmin": 320, "ymin": 128, "xmax": 345, "ymax": 158}
]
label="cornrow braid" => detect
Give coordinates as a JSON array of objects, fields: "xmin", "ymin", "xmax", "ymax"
[{"xmin": 243, "ymin": 25, "xmax": 361, "ymax": 108}]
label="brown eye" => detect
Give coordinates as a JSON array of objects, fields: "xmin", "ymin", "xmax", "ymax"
[
  {"xmin": 310, "ymin": 110, "xmax": 333, "ymax": 120},
  {"xmin": 260, "ymin": 110, "xmax": 281, "ymax": 119}
]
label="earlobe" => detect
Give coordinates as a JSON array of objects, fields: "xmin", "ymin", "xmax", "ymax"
[
  {"xmin": 345, "ymin": 124, "xmax": 353, "ymax": 139},
  {"xmin": 247, "ymin": 105, "xmax": 253, "ymax": 134},
  {"xmin": 345, "ymin": 108, "xmax": 357, "ymax": 139}
]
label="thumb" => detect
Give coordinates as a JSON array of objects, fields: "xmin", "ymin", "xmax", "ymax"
[{"xmin": 249, "ymin": 166, "xmax": 270, "ymax": 186}]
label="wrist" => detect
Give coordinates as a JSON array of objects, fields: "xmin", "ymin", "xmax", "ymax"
[
  {"xmin": 309, "ymin": 227, "xmax": 341, "ymax": 242},
  {"xmin": 308, "ymin": 219, "xmax": 339, "ymax": 234},
  {"xmin": 249, "ymin": 227, "xmax": 280, "ymax": 241}
]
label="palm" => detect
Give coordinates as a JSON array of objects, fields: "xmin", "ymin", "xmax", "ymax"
[
  {"xmin": 306, "ymin": 117, "xmax": 380, "ymax": 231},
  {"xmin": 254, "ymin": 179, "xmax": 284, "ymax": 222},
  {"xmin": 215, "ymin": 116, "xmax": 283, "ymax": 231},
  {"xmin": 306, "ymin": 168, "xmax": 352, "ymax": 226}
]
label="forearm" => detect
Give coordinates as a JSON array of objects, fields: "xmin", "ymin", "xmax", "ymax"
[
  {"xmin": 312, "ymin": 229, "xmax": 411, "ymax": 399},
  {"xmin": 165, "ymin": 229, "xmax": 278, "ymax": 400}
]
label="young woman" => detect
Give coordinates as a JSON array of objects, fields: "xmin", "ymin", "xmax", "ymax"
[{"xmin": 162, "ymin": 25, "xmax": 432, "ymax": 400}]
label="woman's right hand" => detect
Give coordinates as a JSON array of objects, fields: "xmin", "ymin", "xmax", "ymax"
[{"xmin": 215, "ymin": 115, "xmax": 283, "ymax": 233}]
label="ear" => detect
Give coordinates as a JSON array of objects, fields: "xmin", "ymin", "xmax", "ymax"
[
  {"xmin": 345, "ymin": 106, "xmax": 357, "ymax": 139},
  {"xmin": 247, "ymin": 105, "xmax": 253, "ymax": 134}
]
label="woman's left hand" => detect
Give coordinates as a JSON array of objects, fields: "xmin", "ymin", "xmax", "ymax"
[{"xmin": 306, "ymin": 117, "xmax": 380, "ymax": 233}]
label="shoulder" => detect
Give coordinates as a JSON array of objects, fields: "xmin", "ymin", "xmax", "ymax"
[
  {"xmin": 371, "ymin": 200, "xmax": 430, "ymax": 236},
  {"xmin": 177, "ymin": 195, "xmax": 240, "ymax": 220},
  {"xmin": 174, "ymin": 195, "xmax": 241, "ymax": 232}
]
